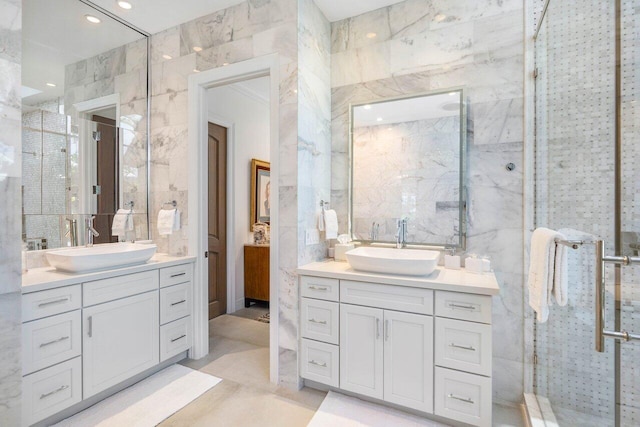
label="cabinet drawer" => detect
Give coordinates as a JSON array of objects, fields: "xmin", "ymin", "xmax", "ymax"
[
  {"xmin": 23, "ymin": 357, "xmax": 82, "ymax": 427},
  {"xmin": 84, "ymin": 270, "xmax": 159, "ymax": 306},
  {"xmin": 341, "ymin": 280, "xmax": 433, "ymax": 315},
  {"xmin": 300, "ymin": 338, "xmax": 339, "ymax": 387},
  {"xmin": 435, "ymin": 318, "xmax": 492, "ymax": 376},
  {"xmin": 434, "ymin": 367, "xmax": 491, "ymax": 427},
  {"xmin": 160, "ymin": 316, "xmax": 192, "ymax": 362},
  {"xmin": 23, "ymin": 311, "xmax": 82, "ymax": 376},
  {"xmin": 435, "ymin": 291, "xmax": 491, "ymax": 324},
  {"xmin": 160, "ymin": 282, "xmax": 191, "ymax": 325},
  {"xmin": 160, "ymin": 264, "xmax": 193, "ymax": 288},
  {"xmin": 301, "ymin": 298, "xmax": 339, "ymax": 345},
  {"xmin": 300, "ymin": 276, "xmax": 339, "ymax": 302},
  {"xmin": 22, "ymin": 285, "xmax": 81, "ymax": 322}
]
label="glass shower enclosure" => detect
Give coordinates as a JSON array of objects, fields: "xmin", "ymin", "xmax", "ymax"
[{"xmin": 532, "ymin": 0, "xmax": 639, "ymax": 425}]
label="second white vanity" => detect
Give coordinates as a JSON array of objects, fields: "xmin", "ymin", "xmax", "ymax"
[
  {"xmin": 298, "ymin": 260, "xmax": 499, "ymax": 427},
  {"xmin": 21, "ymin": 255, "xmax": 195, "ymax": 426}
]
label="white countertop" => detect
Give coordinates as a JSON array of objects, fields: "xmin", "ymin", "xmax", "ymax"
[
  {"xmin": 22, "ymin": 253, "xmax": 197, "ymax": 294},
  {"xmin": 297, "ymin": 259, "xmax": 500, "ymax": 296}
]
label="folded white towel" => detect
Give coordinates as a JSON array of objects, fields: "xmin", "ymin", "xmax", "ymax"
[
  {"xmin": 323, "ymin": 209, "xmax": 338, "ymax": 240},
  {"xmin": 112, "ymin": 209, "xmax": 134, "ymax": 237},
  {"xmin": 157, "ymin": 209, "xmax": 180, "ymax": 236},
  {"xmin": 527, "ymin": 227, "xmax": 567, "ymax": 322}
]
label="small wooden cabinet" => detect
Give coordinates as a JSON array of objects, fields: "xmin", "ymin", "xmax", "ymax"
[{"xmin": 244, "ymin": 244, "xmax": 270, "ymax": 306}]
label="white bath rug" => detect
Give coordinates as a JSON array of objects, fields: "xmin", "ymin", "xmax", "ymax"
[
  {"xmin": 307, "ymin": 391, "xmax": 450, "ymax": 427},
  {"xmin": 54, "ymin": 364, "xmax": 221, "ymax": 427}
]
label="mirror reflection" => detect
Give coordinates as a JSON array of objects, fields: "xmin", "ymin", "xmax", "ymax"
[
  {"xmin": 350, "ymin": 89, "xmax": 466, "ymax": 248},
  {"xmin": 21, "ymin": 0, "xmax": 149, "ymax": 250}
]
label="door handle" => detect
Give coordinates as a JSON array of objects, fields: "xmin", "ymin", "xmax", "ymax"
[
  {"xmin": 87, "ymin": 316, "xmax": 92, "ymax": 337},
  {"xmin": 384, "ymin": 320, "xmax": 390, "ymax": 341},
  {"xmin": 376, "ymin": 318, "xmax": 381, "ymax": 339}
]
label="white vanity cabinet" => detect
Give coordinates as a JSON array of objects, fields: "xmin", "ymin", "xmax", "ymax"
[
  {"xmin": 298, "ymin": 261, "xmax": 499, "ymax": 427},
  {"xmin": 21, "ymin": 258, "xmax": 195, "ymax": 426}
]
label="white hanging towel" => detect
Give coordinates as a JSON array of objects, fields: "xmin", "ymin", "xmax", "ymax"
[
  {"xmin": 112, "ymin": 209, "xmax": 134, "ymax": 237},
  {"xmin": 157, "ymin": 209, "xmax": 180, "ymax": 236},
  {"xmin": 323, "ymin": 209, "xmax": 339, "ymax": 240},
  {"xmin": 527, "ymin": 227, "xmax": 567, "ymax": 322}
]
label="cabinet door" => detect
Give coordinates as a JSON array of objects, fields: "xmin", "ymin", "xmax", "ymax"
[
  {"xmin": 340, "ymin": 304, "xmax": 384, "ymax": 399},
  {"xmin": 83, "ymin": 291, "xmax": 159, "ymax": 398},
  {"xmin": 383, "ymin": 310, "xmax": 434, "ymax": 413}
]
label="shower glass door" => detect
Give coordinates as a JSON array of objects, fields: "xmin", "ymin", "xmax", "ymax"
[{"xmin": 534, "ymin": 0, "xmax": 640, "ymax": 425}]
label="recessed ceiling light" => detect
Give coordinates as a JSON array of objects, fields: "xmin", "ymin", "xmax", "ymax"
[
  {"xmin": 449, "ymin": 92, "xmax": 457, "ymax": 96},
  {"xmin": 376, "ymin": 117, "xmax": 383, "ymax": 122},
  {"xmin": 85, "ymin": 14, "xmax": 101, "ymax": 24},
  {"xmin": 46, "ymin": 82, "xmax": 57, "ymax": 87},
  {"xmin": 363, "ymin": 104, "xmax": 372, "ymax": 110},
  {"xmin": 222, "ymin": 62, "xmax": 229, "ymax": 66},
  {"xmin": 435, "ymin": 14, "xmax": 446, "ymax": 22},
  {"xmin": 193, "ymin": 69, "xmax": 200, "ymax": 73},
  {"xmin": 192, "ymin": 46, "xmax": 202, "ymax": 52},
  {"xmin": 117, "ymin": 1, "xmax": 132, "ymax": 10},
  {"xmin": 162, "ymin": 54, "xmax": 172, "ymax": 60},
  {"xmin": 366, "ymin": 32, "xmax": 377, "ymax": 39}
]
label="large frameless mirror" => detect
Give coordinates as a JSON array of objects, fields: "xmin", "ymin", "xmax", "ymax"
[
  {"xmin": 349, "ymin": 89, "xmax": 467, "ymax": 248},
  {"xmin": 21, "ymin": 0, "xmax": 149, "ymax": 250}
]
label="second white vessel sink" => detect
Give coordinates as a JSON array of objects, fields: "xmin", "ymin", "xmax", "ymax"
[
  {"xmin": 46, "ymin": 242, "xmax": 157, "ymax": 273},
  {"xmin": 345, "ymin": 246, "xmax": 440, "ymax": 276}
]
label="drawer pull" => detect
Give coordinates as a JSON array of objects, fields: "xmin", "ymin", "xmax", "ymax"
[
  {"xmin": 40, "ymin": 384, "xmax": 69, "ymax": 399},
  {"xmin": 448, "ymin": 303, "xmax": 477, "ymax": 311},
  {"xmin": 376, "ymin": 318, "xmax": 381, "ymax": 339},
  {"xmin": 170, "ymin": 299, "xmax": 187, "ymax": 307},
  {"xmin": 308, "ymin": 285, "xmax": 329, "ymax": 291},
  {"xmin": 308, "ymin": 318, "xmax": 327, "ymax": 325},
  {"xmin": 309, "ymin": 359, "xmax": 327, "ymax": 367},
  {"xmin": 385, "ymin": 319, "xmax": 390, "ymax": 341},
  {"xmin": 39, "ymin": 336, "xmax": 70, "ymax": 348},
  {"xmin": 87, "ymin": 316, "xmax": 93, "ymax": 338},
  {"xmin": 171, "ymin": 334, "xmax": 187, "ymax": 343},
  {"xmin": 449, "ymin": 342, "xmax": 476, "ymax": 351},
  {"xmin": 170, "ymin": 272, "xmax": 186, "ymax": 278},
  {"xmin": 38, "ymin": 298, "xmax": 69, "ymax": 308},
  {"xmin": 447, "ymin": 393, "xmax": 475, "ymax": 404}
]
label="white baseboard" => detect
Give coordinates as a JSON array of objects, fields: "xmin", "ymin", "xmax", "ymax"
[{"xmin": 235, "ymin": 297, "xmax": 245, "ymax": 311}]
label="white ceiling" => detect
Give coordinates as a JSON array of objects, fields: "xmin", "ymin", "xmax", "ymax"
[{"xmin": 314, "ymin": 0, "xmax": 405, "ymax": 22}]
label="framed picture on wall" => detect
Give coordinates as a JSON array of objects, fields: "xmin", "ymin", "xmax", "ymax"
[{"xmin": 250, "ymin": 159, "xmax": 271, "ymax": 230}]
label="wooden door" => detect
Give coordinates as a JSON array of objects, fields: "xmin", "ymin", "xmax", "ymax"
[
  {"xmin": 339, "ymin": 304, "xmax": 384, "ymax": 399},
  {"xmin": 92, "ymin": 114, "xmax": 118, "ymax": 244},
  {"xmin": 208, "ymin": 122, "xmax": 227, "ymax": 319},
  {"xmin": 383, "ymin": 310, "xmax": 433, "ymax": 413}
]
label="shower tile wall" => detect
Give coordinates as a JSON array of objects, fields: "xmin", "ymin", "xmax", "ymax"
[
  {"xmin": 0, "ymin": 0, "xmax": 22, "ymax": 424},
  {"xmin": 533, "ymin": 0, "xmax": 618, "ymax": 422},
  {"xmin": 148, "ymin": 0, "xmax": 331, "ymax": 386},
  {"xmin": 330, "ymin": 0, "xmax": 525, "ymax": 403}
]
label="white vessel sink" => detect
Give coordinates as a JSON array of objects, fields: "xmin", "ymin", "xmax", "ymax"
[
  {"xmin": 345, "ymin": 246, "xmax": 440, "ymax": 276},
  {"xmin": 46, "ymin": 242, "xmax": 157, "ymax": 273}
]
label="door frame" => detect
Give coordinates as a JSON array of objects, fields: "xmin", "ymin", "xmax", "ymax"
[
  {"xmin": 188, "ymin": 54, "xmax": 280, "ymax": 383},
  {"xmin": 74, "ymin": 94, "xmax": 122, "ymax": 216},
  {"xmin": 207, "ymin": 115, "xmax": 238, "ymax": 314}
]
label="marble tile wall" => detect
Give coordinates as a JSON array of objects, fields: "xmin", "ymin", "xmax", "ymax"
[
  {"xmin": 149, "ymin": 0, "xmax": 330, "ymax": 386},
  {"xmin": 0, "ymin": 0, "xmax": 22, "ymax": 424},
  {"xmin": 330, "ymin": 0, "xmax": 525, "ymax": 403}
]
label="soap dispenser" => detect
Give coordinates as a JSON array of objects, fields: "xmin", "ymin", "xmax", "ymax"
[{"xmin": 444, "ymin": 247, "xmax": 461, "ymax": 270}]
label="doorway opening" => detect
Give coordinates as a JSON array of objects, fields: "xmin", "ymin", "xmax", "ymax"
[{"xmin": 188, "ymin": 55, "xmax": 280, "ymax": 384}]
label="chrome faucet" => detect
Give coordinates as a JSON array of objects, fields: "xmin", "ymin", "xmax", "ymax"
[
  {"xmin": 85, "ymin": 216, "xmax": 100, "ymax": 247},
  {"xmin": 396, "ymin": 218, "xmax": 408, "ymax": 248},
  {"xmin": 65, "ymin": 218, "xmax": 78, "ymax": 247}
]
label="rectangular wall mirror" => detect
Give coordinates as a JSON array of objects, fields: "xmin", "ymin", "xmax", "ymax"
[
  {"xmin": 349, "ymin": 89, "xmax": 467, "ymax": 248},
  {"xmin": 21, "ymin": 0, "xmax": 150, "ymax": 250}
]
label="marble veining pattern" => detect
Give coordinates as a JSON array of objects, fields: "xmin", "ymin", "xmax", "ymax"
[
  {"xmin": 0, "ymin": 0, "xmax": 21, "ymax": 424},
  {"xmin": 330, "ymin": 0, "xmax": 524, "ymax": 403}
]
